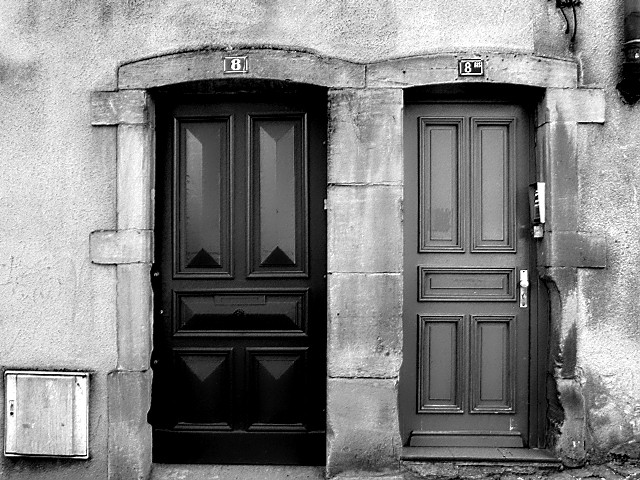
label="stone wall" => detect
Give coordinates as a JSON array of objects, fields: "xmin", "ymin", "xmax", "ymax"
[{"xmin": 1, "ymin": 1, "xmax": 639, "ymax": 479}]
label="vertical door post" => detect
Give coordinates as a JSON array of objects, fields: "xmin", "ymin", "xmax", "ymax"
[{"xmin": 326, "ymin": 88, "xmax": 403, "ymax": 476}]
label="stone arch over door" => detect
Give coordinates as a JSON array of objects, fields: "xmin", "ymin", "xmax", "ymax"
[
  {"xmin": 366, "ymin": 53, "xmax": 606, "ymax": 470},
  {"xmin": 90, "ymin": 47, "xmax": 375, "ymax": 479},
  {"xmin": 89, "ymin": 48, "xmax": 605, "ymax": 479}
]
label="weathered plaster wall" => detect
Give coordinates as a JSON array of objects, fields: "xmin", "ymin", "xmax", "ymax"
[
  {"xmin": 570, "ymin": 0, "xmax": 640, "ymax": 461},
  {"xmin": 1, "ymin": 0, "xmax": 549, "ymax": 80},
  {"xmin": 1, "ymin": 0, "xmax": 640, "ymax": 478},
  {"xmin": 1, "ymin": 2, "xmax": 119, "ymax": 477},
  {"xmin": 578, "ymin": 102, "xmax": 640, "ymax": 458}
]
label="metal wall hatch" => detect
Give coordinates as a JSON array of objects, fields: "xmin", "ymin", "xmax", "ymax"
[{"xmin": 4, "ymin": 370, "xmax": 89, "ymax": 459}]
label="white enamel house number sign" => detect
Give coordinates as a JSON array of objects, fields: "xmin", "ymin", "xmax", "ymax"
[
  {"xmin": 458, "ymin": 58, "xmax": 484, "ymax": 76},
  {"xmin": 224, "ymin": 56, "xmax": 249, "ymax": 74}
]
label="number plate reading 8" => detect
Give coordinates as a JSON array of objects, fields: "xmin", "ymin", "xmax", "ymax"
[
  {"xmin": 458, "ymin": 59, "xmax": 484, "ymax": 76},
  {"xmin": 224, "ymin": 56, "xmax": 248, "ymax": 74}
]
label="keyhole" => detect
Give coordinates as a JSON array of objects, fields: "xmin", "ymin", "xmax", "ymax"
[{"xmin": 233, "ymin": 309, "xmax": 245, "ymax": 317}]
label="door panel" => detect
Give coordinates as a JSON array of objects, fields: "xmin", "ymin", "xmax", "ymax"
[
  {"xmin": 177, "ymin": 118, "xmax": 232, "ymax": 276},
  {"xmin": 151, "ymin": 94, "xmax": 326, "ymax": 465},
  {"xmin": 419, "ymin": 118, "xmax": 464, "ymax": 251},
  {"xmin": 402, "ymin": 103, "xmax": 533, "ymax": 449},
  {"xmin": 417, "ymin": 315, "xmax": 464, "ymax": 413},
  {"xmin": 471, "ymin": 118, "xmax": 516, "ymax": 251},
  {"xmin": 469, "ymin": 315, "xmax": 515, "ymax": 413},
  {"xmin": 248, "ymin": 115, "xmax": 308, "ymax": 276}
]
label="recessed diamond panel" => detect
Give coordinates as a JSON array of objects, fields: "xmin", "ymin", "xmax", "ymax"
[
  {"xmin": 174, "ymin": 348, "xmax": 233, "ymax": 427},
  {"xmin": 248, "ymin": 116, "xmax": 308, "ymax": 277},
  {"xmin": 246, "ymin": 348, "xmax": 308, "ymax": 428},
  {"xmin": 175, "ymin": 118, "xmax": 232, "ymax": 276}
]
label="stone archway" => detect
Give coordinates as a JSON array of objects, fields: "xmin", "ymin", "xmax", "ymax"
[{"xmin": 90, "ymin": 47, "xmax": 605, "ymax": 479}]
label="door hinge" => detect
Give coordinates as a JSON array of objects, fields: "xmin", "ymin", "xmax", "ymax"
[{"xmin": 324, "ymin": 198, "xmax": 327, "ymax": 210}]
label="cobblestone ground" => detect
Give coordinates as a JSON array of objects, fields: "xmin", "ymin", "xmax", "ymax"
[
  {"xmin": 400, "ymin": 442, "xmax": 640, "ymax": 480},
  {"xmin": 544, "ymin": 463, "xmax": 640, "ymax": 480},
  {"xmin": 497, "ymin": 463, "xmax": 640, "ymax": 480},
  {"xmin": 402, "ymin": 460, "xmax": 640, "ymax": 480}
]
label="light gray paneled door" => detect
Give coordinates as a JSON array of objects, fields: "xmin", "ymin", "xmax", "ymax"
[{"xmin": 402, "ymin": 103, "xmax": 535, "ymax": 448}]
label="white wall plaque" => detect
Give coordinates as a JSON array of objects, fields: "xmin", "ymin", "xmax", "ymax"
[
  {"xmin": 4, "ymin": 371, "xmax": 89, "ymax": 459},
  {"xmin": 224, "ymin": 56, "xmax": 249, "ymax": 74},
  {"xmin": 458, "ymin": 59, "xmax": 484, "ymax": 76}
]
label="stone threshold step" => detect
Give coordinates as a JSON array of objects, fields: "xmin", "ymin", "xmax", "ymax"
[
  {"xmin": 402, "ymin": 446, "xmax": 561, "ymax": 464},
  {"xmin": 151, "ymin": 464, "xmax": 325, "ymax": 480}
]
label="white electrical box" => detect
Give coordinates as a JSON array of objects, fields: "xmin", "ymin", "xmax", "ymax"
[{"xmin": 4, "ymin": 371, "xmax": 89, "ymax": 459}]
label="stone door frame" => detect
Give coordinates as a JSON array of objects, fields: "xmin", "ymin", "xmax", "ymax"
[{"xmin": 89, "ymin": 47, "xmax": 605, "ymax": 479}]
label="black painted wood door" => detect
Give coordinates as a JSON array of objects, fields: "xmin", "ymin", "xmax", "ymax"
[
  {"xmin": 401, "ymin": 103, "xmax": 535, "ymax": 448},
  {"xmin": 150, "ymin": 93, "xmax": 327, "ymax": 465}
]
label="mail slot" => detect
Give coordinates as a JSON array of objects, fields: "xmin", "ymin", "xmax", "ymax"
[{"xmin": 175, "ymin": 290, "xmax": 309, "ymax": 334}]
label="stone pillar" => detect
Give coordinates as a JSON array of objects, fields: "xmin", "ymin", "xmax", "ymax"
[
  {"xmin": 90, "ymin": 90, "xmax": 154, "ymax": 480},
  {"xmin": 325, "ymin": 88, "xmax": 403, "ymax": 478},
  {"xmin": 536, "ymin": 88, "xmax": 606, "ymax": 467}
]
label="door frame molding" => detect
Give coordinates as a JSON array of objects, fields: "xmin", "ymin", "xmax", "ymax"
[{"xmin": 89, "ymin": 47, "xmax": 605, "ymax": 478}]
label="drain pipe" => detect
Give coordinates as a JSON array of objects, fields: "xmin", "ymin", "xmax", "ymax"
[{"xmin": 618, "ymin": 0, "xmax": 640, "ymax": 103}]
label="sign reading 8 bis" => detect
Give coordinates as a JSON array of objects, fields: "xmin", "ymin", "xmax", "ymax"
[{"xmin": 458, "ymin": 59, "xmax": 484, "ymax": 76}]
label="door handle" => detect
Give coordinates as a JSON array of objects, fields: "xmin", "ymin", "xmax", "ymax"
[{"xmin": 519, "ymin": 269, "xmax": 529, "ymax": 308}]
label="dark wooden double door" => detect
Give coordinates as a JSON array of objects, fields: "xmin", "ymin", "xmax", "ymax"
[
  {"xmin": 151, "ymin": 94, "xmax": 327, "ymax": 464},
  {"xmin": 402, "ymin": 102, "xmax": 538, "ymax": 448}
]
